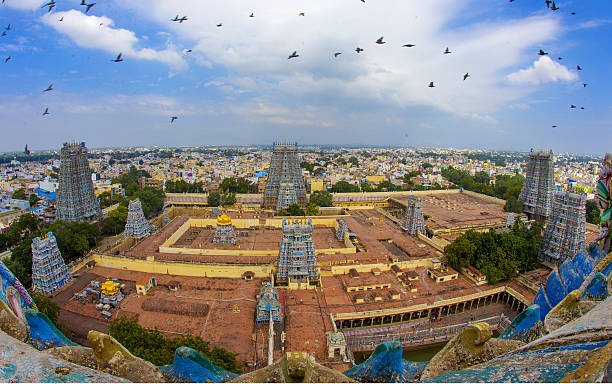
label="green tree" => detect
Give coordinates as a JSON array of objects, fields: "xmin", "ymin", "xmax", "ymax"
[
  {"xmin": 29, "ymin": 290, "xmax": 59, "ymax": 323},
  {"xmin": 504, "ymin": 197, "xmax": 523, "ymax": 213},
  {"xmin": 12, "ymin": 188, "xmax": 26, "ymax": 200},
  {"xmin": 165, "ymin": 180, "xmax": 204, "ymax": 193},
  {"xmin": 306, "ymin": 203, "xmax": 320, "ymax": 216},
  {"xmin": 221, "ymin": 192, "xmax": 236, "ymax": 206},
  {"xmin": 360, "ymin": 182, "xmax": 374, "ymax": 192},
  {"xmin": 300, "ymin": 161, "xmax": 315, "ymax": 173},
  {"xmin": 29, "ymin": 193, "xmax": 40, "ymax": 206},
  {"xmin": 220, "ymin": 177, "xmax": 252, "ymax": 193},
  {"xmin": 309, "ymin": 191, "xmax": 333, "ymax": 207},
  {"xmin": 348, "ymin": 156, "xmax": 359, "ymax": 167},
  {"xmin": 376, "ymin": 181, "xmax": 398, "ymax": 192},
  {"xmin": 586, "ymin": 200, "xmax": 601, "ymax": 225},
  {"xmin": 207, "ymin": 191, "xmax": 221, "ymax": 207},
  {"xmin": 331, "ymin": 181, "xmax": 360, "ymax": 193}
]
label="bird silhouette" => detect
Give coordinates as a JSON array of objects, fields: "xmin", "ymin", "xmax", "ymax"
[
  {"xmin": 570, "ymin": 12, "xmax": 576, "ymax": 15},
  {"xmin": 170, "ymin": 116, "xmax": 178, "ymax": 123},
  {"xmin": 538, "ymin": 49, "xmax": 548, "ymax": 56},
  {"xmin": 5, "ymin": 24, "xmax": 10, "ymax": 31},
  {"xmin": 42, "ymin": 83, "xmax": 54, "ymax": 92},
  {"xmin": 552, "ymin": 125, "xmax": 558, "ymax": 128},
  {"xmin": 42, "ymin": 108, "xmax": 50, "ymax": 116},
  {"xmin": 551, "ymin": 1, "xmax": 559, "ymax": 10},
  {"xmin": 58, "ymin": 16, "xmax": 63, "ymax": 21},
  {"xmin": 85, "ymin": 3, "xmax": 95, "ymax": 13},
  {"xmin": 376, "ymin": 36, "xmax": 385, "ymax": 44},
  {"xmin": 334, "ymin": 52, "xmax": 342, "ymax": 58},
  {"xmin": 47, "ymin": 4, "xmax": 55, "ymax": 12},
  {"xmin": 299, "ymin": 12, "xmax": 305, "ymax": 16},
  {"xmin": 545, "ymin": 0, "xmax": 551, "ymax": 8},
  {"xmin": 41, "ymin": 1, "xmax": 55, "ymax": 8},
  {"xmin": 4, "ymin": 56, "xmax": 10, "ymax": 63},
  {"xmin": 402, "ymin": 44, "xmax": 415, "ymax": 47},
  {"xmin": 557, "ymin": 57, "xmax": 562, "ymax": 60},
  {"xmin": 428, "ymin": 81, "xmax": 435, "ymax": 88},
  {"xmin": 216, "ymin": 23, "xmax": 223, "ymax": 27},
  {"xmin": 570, "ymin": 105, "xmax": 576, "ymax": 108},
  {"xmin": 444, "ymin": 47, "xmax": 451, "ymax": 54},
  {"xmin": 580, "ymin": 107, "xmax": 585, "ymax": 110},
  {"xmin": 171, "ymin": 15, "xmax": 179, "ymax": 21},
  {"xmin": 249, "ymin": 13, "xmax": 254, "ymax": 17},
  {"xmin": 463, "ymin": 73, "xmax": 470, "ymax": 81},
  {"xmin": 288, "ymin": 51, "xmax": 299, "ymax": 59},
  {"xmin": 1, "ymin": 31, "xmax": 6, "ymax": 37},
  {"xmin": 111, "ymin": 53, "xmax": 123, "ymax": 62},
  {"xmin": 176, "ymin": 16, "xmax": 187, "ymax": 23},
  {"xmin": 583, "ymin": 83, "xmax": 588, "ymax": 88},
  {"xmin": 185, "ymin": 49, "xmax": 192, "ymax": 53},
  {"xmin": 80, "ymin": 0, "xmax": 86, "ymax": 5},
  {"xmin": 576, "ymin": 65, "xmax": 582, "ymax": 70},
  {"xmin": 355, "ymin": 47, "xmax": 364, "ymax": 53}
]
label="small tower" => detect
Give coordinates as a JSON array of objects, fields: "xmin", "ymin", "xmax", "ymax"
[
  {"xmin": 213, "ymin": 213, "xmax": 237, "ymax": 244},
  {"xmin": 539, "ymin": 191, "xmax": 586, "ymax": 265},
  {"xmin": 401, "ymin": 196, "xmax": 425, "ymax": 235},
  {"xmin": 124, "ymin": 198, "xmax": 151, "ymax": 239},
  {"xmin": 31, "ymin": 232, "xmax": 71, "ymax": 295},
  {"xmin": 276, "ymin": 219, "xmax": 319, "ymax": 287},
  {"xmin": 336, "ymin": 219, "xmax": 349, "ymax": 241},
  {"xmin": 519, "ymin": 149, "xmax": 555, "ymax": 222},
  {"xmin": 276, "ymin": 181, "xmax": 299, "ymax": 212},
  {"xmin": 256, "ymin": 282, "xmax": 282, "ymax": 323}
]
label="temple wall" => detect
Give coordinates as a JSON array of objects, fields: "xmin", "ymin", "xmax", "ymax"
[
  {"xmin": 328, "ymin": 258, "xmax": 437, "ymax": 276},
  {"xmin": 417, "ymin": 232, "xmax": 449, "ymax": 252}
]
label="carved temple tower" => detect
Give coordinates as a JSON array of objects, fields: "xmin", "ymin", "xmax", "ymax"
[
  {"xmin": 401, "ymin": 196, "xmax": 426, "ymax": 235},
  {"xmin": 263, "ymin": 142, "xmax": 307, "ymax": 211},
  {"xmin": 31, "ymin": 232, "xmax": 71, "ymax": 295},
  {"xmin": 124, "ymin": 198, "xmax": 151, "ymax": 239},
  {"xmin": 276, "ymin": 219, "xmax": 319, "ymax": 288},
  {"xmin": 519, "ymin": 149, "xmax": 555, "ymax": 222}
]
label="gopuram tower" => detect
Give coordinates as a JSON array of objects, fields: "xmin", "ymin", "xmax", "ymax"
[{"xmin": 263, "ymin": 142, "xmax": 307, "ymax": 211}]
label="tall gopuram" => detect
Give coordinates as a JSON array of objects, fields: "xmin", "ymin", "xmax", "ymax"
[
  {"xmin": 255, "ymin": 282, "xmax": 282, "ymax": 323},
  {"xmin": 263, "ymin": 142, "xmax": 307, "ymax": 211},
  {"xmin": 539, "ymin": 191, "xmax": 586, "ymax": 265},
  {"xmin": 276, "ymin": 219, "xmax": 320, "ymax": 288},
  {"xmin": 518, "ymin": 149, "xmax": 555, "ymax": 222},
  {"xmin": 276, "ymin": 181, "xmax": 298, "ymax": 212},
  {"xmin": 124, "ymin": 198, "xmax": 151, "ymax": 239},
  {"xmin": 31, "ymin": 232, "xmax": 71, "ymax": 296},
  {"xmin": 213, "ymin": 213, "xmax": 237, "ymax": 244},
  {"xmin": 401, "ymin": 196, "xmax": 426, "ymax": 235},
  {"xmin": 55, "ymin": 142, "xmax": 102, "ymax": 222}
]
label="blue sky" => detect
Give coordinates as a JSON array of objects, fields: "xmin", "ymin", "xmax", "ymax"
[{"xmin": 0, "ymin": 0, "xmax": 610, "ymax": 154}]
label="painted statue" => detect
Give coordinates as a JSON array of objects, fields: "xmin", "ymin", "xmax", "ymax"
[
  {"xmin": 594, "ymin": 153, "xmax": 612, "ymax": 253},
  {"xmin": 0, "ymin": 261, "xmax": 35, "ymax": 323}
]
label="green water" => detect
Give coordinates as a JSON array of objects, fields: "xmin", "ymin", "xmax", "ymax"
[{"xmin": 353, "ymin": 342, "xmax": 446, "ymax": 364}]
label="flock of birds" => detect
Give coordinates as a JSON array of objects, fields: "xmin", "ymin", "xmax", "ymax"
[{"xmin": 0, "ymin": 0, "xmax": 590, "ymax": 129}]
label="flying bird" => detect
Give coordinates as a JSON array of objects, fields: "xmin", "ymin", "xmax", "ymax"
[
  {"xmin": 570, "ymin": 105, "xmax": 576, "ymax": 108},
  {"xmin": 111, "ymin": 53, "xmax": 123, "ymax": 62},
  {"xmin": 249, "ymin": 12, "xmax": 254, "ymax": 17},
  {"xmin": 299, "ymin": 12, "xmax": 305, "ymax": 16},
  {"xmin": 1, "ymin": 31, "xmax": 6, "ymax": 37},
  {"xmin": 46, "ymin": 3, "xmax": 55, "ymax": 12},
  {"xmin": 580, "ymin": 106, "xmax": 585, "ymax": 110},
  {"xmin": 463, "ymin": 73, "xmax": 470, "ymax": 81},
  {"xmin": 42, "ymin": 108, "xmax": 50, "ymax": 116},
  {"xmin": 80, "ymin": 0, "xmax": 86, "ymax": 5},
  {"xmin": 570, "ymin": 12, "xmax": 576, "ymax": 15},
  {"xmin": 557, "ymin": 56, "xmax": 562, "ymax": 60},
  {"xmin": 552, "ymin": 125, "xmax": 558, "ymax": 128},
  {"xmin": 551, "ymin": 1, "xmax": 559, "ymax": 10},
  {"xmin": 355, "ymin": 47, "xmax": 364, "ymax": 53},
  {"xmin": 576, "ymin": 65, "xmax": 582, "ymax": 70},
  {"xmin": 171, "ymin": 15, "xmax": 179, "ymax": 21},
  {"xmin": 402, "ymin": 44, "xmax": 415, "ymax": 47},
  {"xmin": 376, "ymin": 36, "xmax": 385, "ymax": 44},
  {"xmin": 85, "ymin": 3, "xmax": 96, "ymax": 13},
  {"xmin": 545, "ymin": 0, "xmax": 551, "ymax": 8},
  {"xmin": 5, "ymin": 24, "xmax": 10, "ymax": 31},
  {"xmin": 444, "ymin": 47, "xmax": 451, "ymax": 54},
  {"xmin": 334, "ymin": 52, "xmax": 342, "ymax": 57},
  {"xmin": 583, "ymin": 83, "xmax": 588, "ymax": 88},
  {"xmin": 428, "ymin": 81, "xmax": 435, "ymax": 88},
  {"xmin": 538, "ymin": 49, "xmax": 548, "ymax": 56},
  {"xmin": 216, "ymin": 23, "xmax": 222, "ymax": 27},
  {"xmin": 288, "ymin": 51, "xmax": 299, "ymax": 59},
  {"xmin": 177, "ymin": 16, "xmax": 187, "ymax": 23},
  {"xmin": 42, "ymin": 83, "xmax": 54, "ymax": 92},
  {"xmin": 4, "ymin": 56, "xmax": 10, "ymax": 63},
  {"xmin": 41, "ymin": 1, "xmax": 55, "ymax": 9},
  {"xmin": 58, "ymin": 16, "xmax": 63, "ymax": 21},
  {"xmin": 184, "ymin": 49, "xmax": 192, "ymax": 53},
  {"xmin": 170, "ymin": 116, "xmax": 178, "ymax": 123}
]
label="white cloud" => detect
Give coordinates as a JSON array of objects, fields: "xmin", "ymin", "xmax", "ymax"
[
  {"xmin": 507, "ymin": 56, "xmax": 578, "ymax": 85},
  {"xmin": 41, "ymin": 10, "xmax": 186, "ymax": 70},
  {"xmin": 2, "ymin": 0, "xmax": 45, "ymax": 10}
]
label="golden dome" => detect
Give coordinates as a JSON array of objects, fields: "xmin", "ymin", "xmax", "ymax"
[
  {"xmin": 101, "ymin": 278, "xmax": 120, "ymax": 296},
  {"xmin": 216, "ymin": 213, "xmax": 232, "ymax": 226}
]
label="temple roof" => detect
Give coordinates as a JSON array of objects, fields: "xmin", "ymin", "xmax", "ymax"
[{"xmin": 216, "ymin": 213, "xmax": 232, "ymax": 226}]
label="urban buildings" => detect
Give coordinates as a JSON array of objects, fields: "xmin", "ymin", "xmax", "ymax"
[
  {"xmin": 519, "ymin": 149, "xmax": 555, "ymax": 222},
  {"xmin": 124, "ymin": 198, "xmax": 151, "ymax": 239},
  {"xmin": 539, "ymin": 191, "xmax": 587, "ymax": 265},
  {"xmin": 276, "ymin": 218, "xmax": 320, "ymax": 287},
  {"xmin": 263, "ymin": 142, "xmax": 307, "ymax": 211},
  {"xmin": 55, "ymin": 142, "xmax": 101, "ymax": 222},
  {"xmin": 31, "ymin": 232, "xmax": 71, "ymax": 295}
]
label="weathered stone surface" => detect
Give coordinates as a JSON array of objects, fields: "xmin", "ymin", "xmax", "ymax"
[
  {"xmin": 231, "ymin": 352, "xmax": 353, "ymax": 383},
  {"xmin": 88, "ymin": 330, "xmax": 166, "ymax": 383},
  {"xmin": 561, "ymin": 341, "xmax": 612, "ymax": 383},
  {"xmin": 46, "ymin": 345, "xmax": 99, "ymax": 370},
  {"xmin": 544, "ymin": 290, "xmax": 598, "ymax": 334},
  {"xmin": 0, "ymin": 301, "xmax": 28, "ymax": 342},
  {"xmin": 421, "ymin": 322, "xmax": 524, "ymax": 379},
  {"xmin": 0, "ymin": 329, "xmax": 126, "ymax": 382},
  {"xmin": 344, "ymin": 341, "xmax": 426, "ymax": 382}
]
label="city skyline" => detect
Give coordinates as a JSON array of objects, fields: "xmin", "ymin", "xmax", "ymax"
[{"xmin": 1, "ymin": 1, "xmax": 611, "ymax": 153}]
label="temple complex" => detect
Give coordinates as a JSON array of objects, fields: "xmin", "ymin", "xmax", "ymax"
[
  {"xmin": 212, "ymin": 213, "xmax": 237, "ymax": 244},
  {"xmin": 518, "ymin": 149, "xmax": 555, "ymax": 222},
  {"xmin": 255, "ymin": 282, "xmax": 282, "ymax": 323},
  {"xmin": 31, "ymin": 232, "xmax": 71, "ymax": 296},
  {"xmin": 55, "ymin": 142, "xmax": 102, "ymax": 222},
  {"xmin": 124, "ymin": 198, "xmax": 151, "ymax": 239},
  {"xmin": 539, "ymin": 191, "xmax": 586, "ymax": 265},
  {"xmin": 263, "ymin": 142, "xmax": 307, "ymax": 211},
  {"xmin": 276, "ymin": 218, "xmax": 320, "ymax": 288},
  {"xmin": 400, "ymin": 196, "xmax": 425, "ymax": 235}
]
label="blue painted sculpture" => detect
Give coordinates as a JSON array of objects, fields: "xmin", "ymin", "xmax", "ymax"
[
  {"xmin": 344, "ymin": 341, "xmax": 427, "ymax": 382},
  {"xmin": 160, "ymin": 346, "xmax": 238, "ymax": 383},
  {"xmin": 499, "ymin": 304, "xmax": 541, "ymax": 341}
]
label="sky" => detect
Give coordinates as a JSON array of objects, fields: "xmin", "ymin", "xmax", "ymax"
[{"xmin": 0, "ymin": 0, "xmax": 611, "ymax": 154}]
